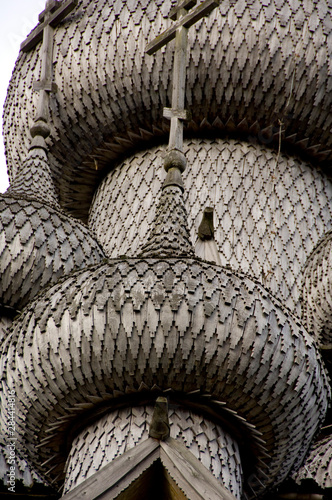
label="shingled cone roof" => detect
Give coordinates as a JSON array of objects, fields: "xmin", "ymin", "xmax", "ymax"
[
  {"xmin": 139, "ymin": 175, "xmax": 195, "ymax": 259},
  {"xmin": 5, "ymin": 147, "xmax": 60, "ymax": 209}
]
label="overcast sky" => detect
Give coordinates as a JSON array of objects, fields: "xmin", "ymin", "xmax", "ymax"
[{"xmin": 0, "ymin": 0, "xmax": 45, "ymax": 193}]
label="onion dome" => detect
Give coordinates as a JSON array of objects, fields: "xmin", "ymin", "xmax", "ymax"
[
  {"xmin": 301, "ymin": 229, "xmax": 332, "ymax": 346},
  {"xmin": 4, "ymin": 0, "xmax": 332, "ymax": 219},
  {"xmin": 1, "ymin": 152, "xmax": 329, "ymax": 496},
  {"xmin": 89, "ymin": 139, "xmax": 332, "ymax": 316},
  {"xmin": 0, "ymin": 0, "xmax": 105, "ymax": 314},
  {"xmin": 0, "ymin": 256, "xmax": 329, "ymax": 497},
  {"xmin": 2, "ymin": 2, "xmax": 332, "ymax": 499},
  {"xmin": 0, "ymin": 146, "xmax": 105, "ymax": 311}
]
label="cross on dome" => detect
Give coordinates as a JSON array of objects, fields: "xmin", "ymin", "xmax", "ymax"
[
  {"xmin": 20, "ymin": 0, "xmax": 77, "ymax": 53},
  {"xmin": 20, "ymin": 0, "xmax": 77, "ymax": 149},
  {"xmin": 146, "ymin": 0, "xmax": 220, "ymax": 159},
  {"xmin": 142, "ymin": 1, "xmax": 219, "ymax": 257}
]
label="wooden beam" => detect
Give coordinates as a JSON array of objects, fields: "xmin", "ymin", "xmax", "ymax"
[
  {"xmin": 61, "ymin": 439, "xmax": 160, "ymax": 500},
  {"xmin": 38, "ymin": 0, "xmax": 60, "ymax": 22},
  {"xmin": 160, "ymin": 438, "xmax": 238, "ymax": 500},
  {"xmin": 170, "ymin": 0, "xmax": 197, "ymax": 20},
  {"xmin": 163, "ymin": 108, "xmax": 191, "ymax": 121},
  {"xmin": 146, "ymin": 0, "xmax": 220, "ymax": 55},
  {"xmin": 60, "ymin": 436, "xmax": 239, "ymax": 499},
  {"xmin": 146, "ymin": 0, "xmax": 219, "ymax": 157},
  {"xmin": 20, "ymin": 0, "xmax": 77, "ymax": 52}
]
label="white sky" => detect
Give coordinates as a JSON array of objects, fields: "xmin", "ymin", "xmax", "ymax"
[{"xmin": 0, "ymin": 0, "xmax": 45, "ymax": 193}]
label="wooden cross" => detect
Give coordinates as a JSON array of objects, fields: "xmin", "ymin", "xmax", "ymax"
[
  {"xmin": 146, "ymin": 0, "xmax": 219, "ymax": 154},
  {"xmin": 20, "ymin": 0, "xmax": 77, "ymax": 134},
  {"xmin": 21, "ymin": 0, "xmax": 77, "ymax": 53}
]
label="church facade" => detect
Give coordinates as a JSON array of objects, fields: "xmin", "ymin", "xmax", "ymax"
[{"xmin": 0, "ymin": 0, "xmax": 331, "ymax": 499}]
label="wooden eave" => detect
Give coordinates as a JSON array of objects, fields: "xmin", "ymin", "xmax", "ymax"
[{"xmin": 61, "ymin": 437, "xmax": 238, "ymax": 500}]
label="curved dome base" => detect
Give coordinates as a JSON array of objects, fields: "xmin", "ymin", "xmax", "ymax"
[{"xmin": 1, "ymin": 258, "xmax": 329, "ymax": 496}]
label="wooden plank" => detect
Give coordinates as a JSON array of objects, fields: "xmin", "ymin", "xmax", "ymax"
[
  {"xmin": 38, "ymin": 0, "xmax": 60, "ymax": 22},
  {"xmin": 164, "ymin": 107, "xmax": 191, "ymax": 121},
  {"xmin": 61, "ymin": 438, "xmax": 160, "ymax": 500},
  {"xmin": 160, "ymin": 438, "xmax": 237, "ymax": 500},
  {"xmin": 33, "ymin": 80, "xmax": 57, "ymax": 92},
  {"xmin": 170, "ymin": 0, "xmax": 197, "ymax": 20},
  {"xmin": 21, "ymin": 0, "xmax": 78, "ymax": 52},
  {"xmin": 163, "ymin": 468, "xmax": 190, "ymax": 499},
  {"xmin": 146, "ymin": 0, "xmax": 220, "ymax": 55}
]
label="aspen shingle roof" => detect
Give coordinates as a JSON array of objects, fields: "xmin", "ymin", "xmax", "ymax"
[
  {"xmin": 4, "ymin": 0, "xmax": 332, "ymax": 220},
  {"xmin": 1, "ymin": 257, "xmax": 329, "ymax": 495}
]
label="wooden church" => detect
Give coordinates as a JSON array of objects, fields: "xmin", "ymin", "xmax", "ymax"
[{"xmin": 0, "ymin": 0, "xmax": 331, "ymax": 498}]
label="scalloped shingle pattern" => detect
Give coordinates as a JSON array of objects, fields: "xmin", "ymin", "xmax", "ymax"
[
  {"xmin": 301, "ymin": 228, "xmax": 332, "ymax": 345},
  {"xmin": 0, "ymin": 444, "xmax": 43, "ymax": 489},
  {"xmin": 0, "ymin": 316, "xmax": 13, "ymax": 343},
  {"xmin": 0, "ymin": 195, "xmax": 105, "ymax": 310},
  {"xmin": 89, "ymin": 138, "xmax": 332, "ymax": 316},
  {"xmin": 4, "ymin": 0, "xmax": 332, "ymax": 217},
  {"xmin": 1, "ymin": 258, "xmax": 329, "ymax": 495},
  {"xmin": 139, "ymin": 184, "xmax": 195, "ymax": 258},
  {"xmin": 63, "ymin": 405, "xmax": 243, "ymax": 498},
  {"xmin": 6, "ymin": 148, "xmax": 60, "ymax": 209}
]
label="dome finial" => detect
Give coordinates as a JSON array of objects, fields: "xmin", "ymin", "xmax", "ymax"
[
  {"xmin": 140, "ymin": 0, "xmax": 220, "ymax": 258},
  {"xmin": 6, "ymin": 1, "xmax": 79, "ymax": 204}
]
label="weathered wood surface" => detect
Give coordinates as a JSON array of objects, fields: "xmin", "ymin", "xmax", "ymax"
[
  {"xmin": 4, "ymin": 0, "xmax": 332, "ymax": 218},
  {"xmin": 88, "ymin": 138, "xmax": 332, "ymax": 317},
  {"xmin": 146, "ymin": 0, "xmax": 220, "ymax": 155},
  {"xmin": 62, "ymin": 438, "xmax": 236, "ymax": 500},
  {"xmin": 292, "ymin": 435, "xmax": 332, "ymax": 490},
  {"xmin": 0, "ymin": 147, "xmax": 104, "ymax": 310},
  {"xmin": 149, "ymin": 396, "xmax": 171, "ymax": 440},
  {"xmin": 160, "ymin": 437, "xmax": 238, "ymax": 500},
  {"xmin": 1, "ymin": 255, "xmax": 329, "ymax": 493},
  {"xmin": 0, "ymin": 444, "xmax": 44, "ymax": 489},
  {"xmin": 63, "ymin": 405, "xmax": 242, "ymax": 497},
  {"xmin": 20, "ymin": 0, "xmax": 78, "ymax": 52},
  {"xmin": 62, "ymin": 435, "xmax": 239, "ymax": 500},
  {"xmin": 1, "ymin": 1, "xmax": 332, "ymax": 499},
  {"xmin": 138, "ymin": 183, "xmax": 195, "ymax": 258},
  {"xmin": 163, "ymin": 469, "xmax": 190, "ymax": 500},
  {"xmin": 301, "ymin": 228, "xmax": 332, "ymax": 346},
  {"xmin": 146, "ymin": 0, "xmax": 220, "ymax": 55},
  {"xmin": 61, "ymin": 438, "xmax": 160, "ymax": 500}
]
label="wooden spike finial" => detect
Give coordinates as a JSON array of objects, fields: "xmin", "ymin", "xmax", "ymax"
[
  {"xmin": 149, "ymin": 397, "xmax": 170, "ymax": 441},
  {"xmin": 198, "ymin": 207, "xmax": 215, "ymax": 240}
]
